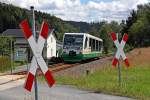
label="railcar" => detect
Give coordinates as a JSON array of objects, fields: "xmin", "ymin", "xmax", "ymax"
[{"xmin": 62, "ymin": 33, "xmax": 103, "ymax": 62}]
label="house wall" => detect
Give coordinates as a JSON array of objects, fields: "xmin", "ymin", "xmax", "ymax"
[
  {"xmin": 13, "ymin": 38, "xmax": 29, "ymax": 62},
  {"xmin": 14, "ymin": 47, "xmax": 27, "ymax": 61},
  {"xmin": 15, "ymin": 38, "xmax": 27, "ymax": 44},
  {"xmin": 47, "ymin": 33, "xmax": 56, "ymax": 59}
]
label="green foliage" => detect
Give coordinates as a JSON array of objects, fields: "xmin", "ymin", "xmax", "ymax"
[
  {"xmin": 0, "ymin": 2, "xmax": 79, "ymax": 41},
  {"xmin": 0, "ymin": 56, "xmax": 11, "ymax": 72},
  {"xmin": 0, "ymin": 3, "xmax": 29, "ymax": 32},
  {"xmin": 89, "ymin": 21, "xmax": 122, "ymax": 54},
  {"xmin": 122, "ymin": 3, "xmax": 150, "ymax": 47},
  {"xmin": 0, "ymin": 36, "xmax": 14, "ymax": 55},
  {"xmin": 0, "ymin": 2, "xmax": 123, "ymax": 53}
]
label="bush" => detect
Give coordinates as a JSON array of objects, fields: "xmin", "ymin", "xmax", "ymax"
[{"xmin": 0, "ymin": 56, "xmax": 11, "ymax": 72}]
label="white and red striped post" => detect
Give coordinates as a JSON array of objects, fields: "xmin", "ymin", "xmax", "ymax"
[
  {"xmin": 111, "ymin": 32, "xmax": 129, "ymax": 67},
  {"xmin": 20, "ymin": 20, "xmax": 55, "ymax": 92},
  {"xmin": 111, "ymin": 32, "xmax": 130, "ymax": 86}
]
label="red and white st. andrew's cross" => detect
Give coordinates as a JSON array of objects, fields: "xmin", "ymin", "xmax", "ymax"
[
  {"xmin": 20, "ymin": 20, "xmax": 55, "ymax": 92},
  {"xmin": 111, "ymin": 32, "xmax": 130, "ymax": 67}
]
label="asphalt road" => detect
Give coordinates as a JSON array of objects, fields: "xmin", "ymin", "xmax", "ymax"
[{"xmin": 0, "ymin": 79, "xmax": 135, "ymax": 100}]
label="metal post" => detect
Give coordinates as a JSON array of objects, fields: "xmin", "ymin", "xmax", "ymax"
[
  {"xmin": 116, "ymin": 32, "xmax": 121, "ymax": 86},
  {"xmin": 31, "ymin": 6, "xmax": 38, "ymax": 100},
  {"xmin": 26, "ymin": 48, "xmax": 29, "ymax": 71},
  {"xmin": 126, "ymin": 67, "xmax": 128, "ymax": 80},
  {"xmin": 118, "ymin": 60, "xmax": 121, "ymax": 86},
  {"xmin": 10, "ymin": 38, "xmax": 13, "ymax": 74}
]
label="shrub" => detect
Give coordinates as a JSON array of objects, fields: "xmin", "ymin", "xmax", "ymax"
[{"xmin": 0, "ymin": 56, "xmax": 11, "ymax": 72}]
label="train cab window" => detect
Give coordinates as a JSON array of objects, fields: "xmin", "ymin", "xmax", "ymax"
[
  {"xmin": 64, "ymin": 35, "xmax": 83, "ymax": 46},
  {"xmin": 84, "ymin": 37, "xmax": 88, "ymax": 49}
]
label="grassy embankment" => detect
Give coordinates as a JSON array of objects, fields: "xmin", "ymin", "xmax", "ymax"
[{"xmin": 40, "ymin": 47, "xmax": 150, "ymax": 100}]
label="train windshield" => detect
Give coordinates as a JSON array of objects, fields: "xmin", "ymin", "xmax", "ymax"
[{"xmin": 64, "ymin": 35, "xmax": 83, "ymax": 46}]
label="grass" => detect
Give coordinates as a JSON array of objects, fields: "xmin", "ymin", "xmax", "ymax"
[
  {"xmin": 54, "ymin": 64, "xmax": 150, "ymax": 100},
  {"xmin": 0, "ymin": 56, "xmax": 11, "ymax": 72},
  {"xmin": 0, "ymin": 56, "xmax": 26, "ymax": 72},
  {"xmin": 39, "ymin": 47, "xmax": 150, "ymax": 100}
]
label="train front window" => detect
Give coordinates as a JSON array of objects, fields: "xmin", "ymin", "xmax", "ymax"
[{"xmin": 64, "ymin": 35, "xmax": 83, "ymax": 46}]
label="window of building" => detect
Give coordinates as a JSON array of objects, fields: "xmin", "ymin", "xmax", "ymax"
[
  {"xmin": 89, "ymin": 38, "xmax": 92, "ymax": 47},
  {"xmin": 51, "ymin": 48, "xmax": 53, "ymax": 56},
  {"xmin": 51, "ymin": 37, "xmax": 53, "ymax": 43},
  {"xmin": 17, "ymin": 50, "xmax": 24, "ymax": 57}
]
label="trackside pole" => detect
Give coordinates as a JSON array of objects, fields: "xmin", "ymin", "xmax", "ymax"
[
  {"xmin": 117, "ymin": 33, "xmax": 121, "ymax": 86},
  {"xmin": 118, "ymin": 59, "xmax": 121, "ymax": 86},
  {"xmin": 30, "ymin": 6, "xmax": 38, "ymax": 100},
  {"xmin": 111, "ymin": 32, "xmax": 130, "ymax": 87}
]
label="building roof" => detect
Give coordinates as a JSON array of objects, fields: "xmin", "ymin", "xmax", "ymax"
[
  {"xmin": 2, "ymin": 29, "xmax": 57, "ymax": 38},
  {"xmin": 2, "ymin": 29, "xmax": 24, "ymax": 38}
]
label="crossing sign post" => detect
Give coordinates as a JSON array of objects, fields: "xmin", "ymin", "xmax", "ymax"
[
  {"xmin": 111, "ymin": 32, "xmax": 130, "ymax": 86},
  {"xmin": 19, "ymin": 20, "xmax": 55, "ymax": 92}
]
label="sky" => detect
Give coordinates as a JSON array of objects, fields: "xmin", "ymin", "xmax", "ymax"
[{"xmin": 0, "ymin": 0, "xmax": 149, "ymax": 22}]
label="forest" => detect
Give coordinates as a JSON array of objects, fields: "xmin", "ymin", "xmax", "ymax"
[{"xmin": 0, "ymin": 2, "xmax": 150, "ymax": 54}]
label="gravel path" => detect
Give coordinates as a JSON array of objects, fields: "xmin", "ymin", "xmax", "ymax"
[{"xmin": 54, "ymin": 56, "xmax": 112, "ymax": 77}]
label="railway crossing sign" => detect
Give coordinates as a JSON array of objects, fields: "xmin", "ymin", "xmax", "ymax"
[
  {"xmin": 20, "ymin": 20, "xmax": 55, "ymax": 92},
  {"xmin": 111, "ymin": 32, "xmax": 130, "ymax": 67}
]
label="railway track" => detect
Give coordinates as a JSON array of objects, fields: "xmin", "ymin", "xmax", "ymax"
[
  {"xmin": 12, "ymin": 63, "xmax": 81, "ymax": 75},
  {"xmin": 12, "ymin": 55, "xmax": 111, "ymax": 75},
  {"xmin": 0, "ymin": 55, "xmax": 112, "ymax": 85}
]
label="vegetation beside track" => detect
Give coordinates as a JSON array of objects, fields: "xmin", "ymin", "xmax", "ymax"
[
  {"xmin": 0, "ymin": 56, "xmax": 26, "ymax": 72},
  {"xmin": 0, "ymin": 56, "xmax": 11, "ymax": 72},
  {"xmin": 40, "ymin": 47, "xmax": 150, "ymax": 100}
]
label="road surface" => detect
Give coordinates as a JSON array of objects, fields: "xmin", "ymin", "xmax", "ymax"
[{"xmin": 0, "ymin": 79, "xmax": 135, "ymax": 100}]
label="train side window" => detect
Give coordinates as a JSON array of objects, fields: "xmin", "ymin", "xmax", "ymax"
[
  {"xmin": 93, "ymin": 39, "xmax": 96, "ymax": 51},
  {"xmin": 91, "ymin": 39, "xmax": 93, "ymax": 51},
  {"xmin": 99, "ymin": 41, "xmax": 101, "ymax": 51},
  {"xmin": 84, "ymin": 37, "xmax": 88, "ymax": 49},
  {"xmin": 96, "ymin": 40, "xmax": 99, "ymax": 51},
  {"xmin": 89, "ymin": 38, "xmax": 92, "ymax": 47},
  {"xmin": 95, "ymin": 40, "xmax": 97, "ymax": 51}
]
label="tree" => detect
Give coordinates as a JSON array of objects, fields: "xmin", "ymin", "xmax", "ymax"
[
  {"xmin": 122, "ymin": 3, "xmax": 150, "ymax": 47},
  {"xmin": 99, "ymin": 24, "xmax": 113, "ymax": 54},
  {"xmin": 0, "ymin": 36, "xmax": 14, "ymax": 55}
]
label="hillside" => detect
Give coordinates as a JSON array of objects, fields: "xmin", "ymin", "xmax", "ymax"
[
  {"xmin": 0, "ymin": 2, "xmax": 123, "ymax": 54},
  {"xmin": 0, "ymin": 2, "xmax": 79, "ymax": 40},
  {"xmin": 65, "ymin": 21, "xmax": 91, "ymax": 33}
]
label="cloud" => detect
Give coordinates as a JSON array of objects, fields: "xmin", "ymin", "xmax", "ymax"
[{"xmin": 0, "ymin": 0, "xmax": 149, "ymax": 22}]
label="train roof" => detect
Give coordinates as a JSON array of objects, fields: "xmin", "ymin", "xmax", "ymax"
[{"xmin": 65, "ymin": 33, "xmax": 103, "ymax": 42}]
